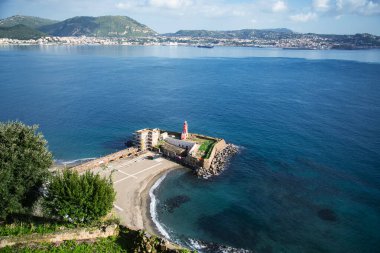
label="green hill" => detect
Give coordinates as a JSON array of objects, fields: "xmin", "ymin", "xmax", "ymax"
[
  {"xmin": 39, "ymin": 15, "xmax": 157, "ymax": 37},
  {"xmin": 0, "ymin": 15, "xmax": 58, "ymax": 29},
  {"xmin": 0, "ymin": 24, "xmax": 46, "ymax": 39}
]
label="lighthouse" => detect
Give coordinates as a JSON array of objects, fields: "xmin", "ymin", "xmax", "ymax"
[{"xmin": 181, "ymin": 121, "xmax": 189, "ymax": 140}]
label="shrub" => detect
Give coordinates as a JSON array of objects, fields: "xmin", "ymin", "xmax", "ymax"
[
  {"xmin": 43, "ymin": 170, "xmax": 115, "ymax": 224},
  {"xmin": 0, "ymin": 121, "xmax": 53, "ymax": 220}
]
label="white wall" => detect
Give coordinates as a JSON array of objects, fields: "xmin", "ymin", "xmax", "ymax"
[{"xmin": 164, "ymin": 137, "xmax": 195, "ymax": 150}]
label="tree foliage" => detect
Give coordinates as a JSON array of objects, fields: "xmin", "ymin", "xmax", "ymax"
[
  {"xmin": 43, "ymin": 170, "xmax": 116, "ymax": 224},
  {"xmin": 0, "ymin": 121, "xmax": 53, "ymax": 220}
]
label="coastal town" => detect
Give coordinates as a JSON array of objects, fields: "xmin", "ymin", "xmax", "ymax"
[
  {"xmin": 1, "ymin": 32, "xmax": 379, "ymax": 50},
  {"xmin": 1, "ymin": 15, "xmax": 379, "ymax": 50}
]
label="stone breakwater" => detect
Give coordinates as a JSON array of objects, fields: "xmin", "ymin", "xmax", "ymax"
[
  {"xmin": 196, "ymin": 144, "xmax": 239, "ymax": 179},
  {"xmin": 71, "ymin": 147, "xmax": 139, "ymax": 173}
]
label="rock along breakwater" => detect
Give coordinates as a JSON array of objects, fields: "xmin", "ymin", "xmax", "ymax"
[{"xmin": 196, "ymin": 144, "xmax": 239, "ymax": 179}]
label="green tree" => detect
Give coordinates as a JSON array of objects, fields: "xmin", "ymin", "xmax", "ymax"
[
  {"xmin": 43, "ymin": 170, "xmax": 116, "ymax": 224},
  {"xmin": 0, "ymin": 121, "xmax": 53, "ymax": 220}
]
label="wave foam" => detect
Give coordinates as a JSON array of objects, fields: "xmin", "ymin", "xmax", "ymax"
[
  {"xmin": 149, "ymin": 173, "xmax": 171, "ymax": 240},
  {"xmin": 188, "ymin": 238, "xmax": 252, "ymax": 253},
  {"xmin": 55, "ymin": 157, "xmax": 97, "ymax": 166}
]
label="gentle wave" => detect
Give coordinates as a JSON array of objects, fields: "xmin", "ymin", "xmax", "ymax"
[{"xmin": 149, "ymin": 173, "xmax": 171, "ymax": 240}]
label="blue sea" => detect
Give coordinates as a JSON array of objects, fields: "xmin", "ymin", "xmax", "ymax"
[{"xmin": 0, "ymin": 46, "xmax": 379, "ymax": 253}]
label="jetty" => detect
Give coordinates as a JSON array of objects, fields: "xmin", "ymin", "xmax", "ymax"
[
  {"xmin": 70, "ymin": 121, "xmax": 237, "ymax": 179},
  {"xmin": 133, "ymin": 121, "xmax": 238, "ymax": 178},
  {"xmin": 66, "ymin": 121, "xmax": 237, "ymax": 179}
]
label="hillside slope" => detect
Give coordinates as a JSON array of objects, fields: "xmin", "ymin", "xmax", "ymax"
[
  {"xmin": 0, "ymin": 24, "xmax": 46, "ymax": 39},
  {"xmin": 0, "ymin": 15, "xmax": 58, "ymax": 29},
  {"xmin": 39, "ymin": 16, "xmax": 157, "ymax": 37}
]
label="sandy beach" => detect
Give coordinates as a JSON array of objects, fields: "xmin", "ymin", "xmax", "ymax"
[
  {"xmin": 140, "ymin": 167, "xmax": 180, "ymax": 236},
  {"xmin": 83, "ymin": 151, "xmax": 185, "ymax": 235}
]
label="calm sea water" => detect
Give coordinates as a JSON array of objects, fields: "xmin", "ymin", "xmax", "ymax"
[{"xmin": 1, "ymin": 46, "xmax": 379, "ymax": 252}]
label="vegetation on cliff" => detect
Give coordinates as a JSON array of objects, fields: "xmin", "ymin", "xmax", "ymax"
[
  {"xmin": 0, "ymin": 224, "xmax": 193, "ymax": 253},
  {"xmin": 0, "ymin": 221, "xmax": 64, "ymax": 236},
  {"xmin": 43, "ymin": 170, "xmax": 116, "ymax": 224},
  {"xmin": 0, "ymin": 237, "xmax": 126, "ymax": 253},
  {"xmin": 0, "ymin": 121, "xmax": 53, "ymax": 219}
]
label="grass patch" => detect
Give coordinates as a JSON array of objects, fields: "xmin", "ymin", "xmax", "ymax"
[
  {"xmin": 0, "ymin": 225, "xmax": 195, "ymax": 253},
  {"xmin": 0, "ymin": 237, "xmax": 126, "ymax": 253},
  {"xmin": 0, "ymin": 222, "xmax": 65, "ymax": 236},
  {"xmin": 198, "ymin": 140, "xmax": 215, "ymax": 159},
  {"xmin": 0, "ymin": 215, "xmax": 120, "ymax": 237}
]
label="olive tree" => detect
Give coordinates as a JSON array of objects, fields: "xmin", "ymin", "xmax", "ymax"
[
  {"xmin": 0, "ymin": 121, "xmax": 53, "ymax": 219},
  {"xmin": 43, "ymin": 170, "xmax": 116, "ymax": 224}
]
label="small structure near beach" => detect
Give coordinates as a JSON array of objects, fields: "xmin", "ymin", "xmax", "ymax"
[{"xmin": 133, "ymin": 121, "xmax": 238, "ymax": 178}]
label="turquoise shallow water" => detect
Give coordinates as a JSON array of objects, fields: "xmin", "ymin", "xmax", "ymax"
[{"xmin": 0, "ymin": 46, "xmax": 379, "ymax": 252}]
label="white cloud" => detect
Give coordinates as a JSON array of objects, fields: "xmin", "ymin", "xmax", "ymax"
[
  {"xmin": 115, "ymin": 0, "xmax": 251, "ymax": 18},
  {"xmin": 148, "ymin": 0, "xmax": 193, "ymax": 9},
  {"xmin": 272, "ymin": 0, "xmax": 287, "ymax": 12},
  {"xmin": 365, "ymin": 1, "xmax": 380, "ymax": 14},
  {"xmin": 116, "ymin": 1, "xmax": 144, "ymax": 10},
  {"xmin": 335, "ymin": 0, "xmax": 380, "ymax": 15},
  {"xmin": 313, "ymin": 0, "xmax": 331, "ymax": 11},
  {"xmin": 116, "ymin": 2, "xmax": 136, "ymax": 9},
  {"xmin": 290, "ymin": 12, "xmax": 318, "ymax": 22},
  {"xmin": 116, "ymin": 0, "xmax": 193, "ymax": 10}
]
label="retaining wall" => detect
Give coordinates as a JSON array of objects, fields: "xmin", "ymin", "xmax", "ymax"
[{"xmin": 202, "ymin": 139, "xmax": 227, "ymax": 169}]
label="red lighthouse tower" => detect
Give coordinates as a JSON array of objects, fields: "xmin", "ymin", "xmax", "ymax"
[{"xmin": 181, "ymin": 121, "xmax": 188, "ymax": 140}]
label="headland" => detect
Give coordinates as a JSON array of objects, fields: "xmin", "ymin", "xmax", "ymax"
[{"xmin": 67, "ymin": 122, "xmax": 237, "ymax": 241}]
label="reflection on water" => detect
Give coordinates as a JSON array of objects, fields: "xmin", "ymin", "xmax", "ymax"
[{"xmin": 1, "ymin": 45, "xmax": 380, "ymax": 63}]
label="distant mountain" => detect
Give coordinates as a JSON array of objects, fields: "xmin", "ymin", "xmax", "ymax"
[
  {"xmin": 0, "ymin": 15, "xmax": 58, "ymax": 29},
  {"xmin": 0, "ymin": 24, "xmax": 46, "ymax": 39},
  {"xmin": 39, "ymin": 16, "xmax": 157, "ymax": 37},
  {"xmin": 165, "ymin": 28, "xmax": 294, "ymax": 39},
  {"xmin": 259, "ymin": 28, "xmax": 293, "ymax": 33}
]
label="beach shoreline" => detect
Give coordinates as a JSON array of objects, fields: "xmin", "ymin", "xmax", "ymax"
[
  {"xmin": 140, "ymin": 167, "xmax": 180, "ymax": 236},
  {"xmin": 65, "ymin": 151, "xmax": 187, "ymax": 241},
  {"xmin": 71, "ymin": 152, "xmax": 186, "ymax": 233}
]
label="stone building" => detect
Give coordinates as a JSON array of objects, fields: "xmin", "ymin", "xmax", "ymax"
[{"xmin": 133, "ymin": 128, "xmax": 160, "ymax": 151}]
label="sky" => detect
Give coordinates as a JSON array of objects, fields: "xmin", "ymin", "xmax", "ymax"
[{"xmin": 0, "ymin": 0, "xmax": 379, "ymax": 35}]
